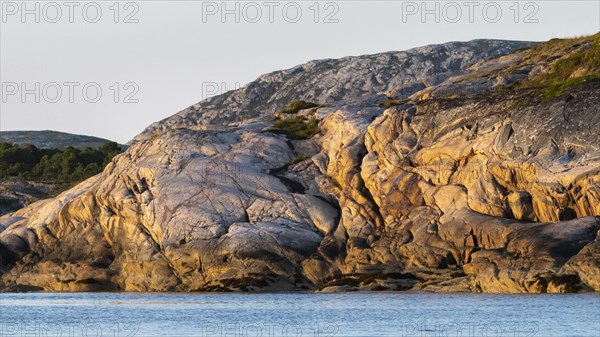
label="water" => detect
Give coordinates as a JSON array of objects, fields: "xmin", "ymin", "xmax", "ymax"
[{"xmin": 0, "ymin": 292, "xmax": 598, "ymax": 337}]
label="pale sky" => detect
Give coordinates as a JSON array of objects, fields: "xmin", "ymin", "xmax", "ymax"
[{"xmin": 1, "ymin": 1, "xmax": 599, "ymax": 143}]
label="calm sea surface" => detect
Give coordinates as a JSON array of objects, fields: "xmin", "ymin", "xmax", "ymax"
[{"xmin": 0, "ymin": 292, "xmax": 598, "ymax": 337}]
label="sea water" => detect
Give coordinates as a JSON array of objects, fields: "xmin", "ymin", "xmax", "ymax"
[{"xmin": 0, "ymin": 292, "xmax": 598, "ymax": 336}]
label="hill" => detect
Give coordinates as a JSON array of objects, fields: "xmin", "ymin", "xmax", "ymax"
[
  {"xmin": 1, "ymin": 34, "xmax": 599, "ymax": 293},
  {"xmin": 0, "ymin": 130, "xmax": 124, "ymax": 150}
]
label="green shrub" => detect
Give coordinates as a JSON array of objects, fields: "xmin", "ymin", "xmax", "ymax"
[
  {"xmin": 268, "ymin": 116, "xmax": 320, "ymax": 140},
  {"xmin": 279, "ymin": 100, "xmax": 321, "ymax": 115}
]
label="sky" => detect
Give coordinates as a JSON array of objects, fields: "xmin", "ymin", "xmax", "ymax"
[{"xmin": 1, "ymin": 0, "xmax": 599, "ymax": 143}]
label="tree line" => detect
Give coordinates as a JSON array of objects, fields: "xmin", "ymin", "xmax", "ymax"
[{"xmin": 0, "ymin": 142, "xmax": 122, "ymax": 185}]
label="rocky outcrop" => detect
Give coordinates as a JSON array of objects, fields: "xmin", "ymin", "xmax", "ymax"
[
  {"xmin": 1, "ymin": 35, "xmax": 599, "ymax": 293},
  {"xmin": 138, "ymin": 39, "xmax": 531, "ymax": 138},
  {"xmin": 0, "ymin": 178, "xmax": 55, "ymax": 215}
]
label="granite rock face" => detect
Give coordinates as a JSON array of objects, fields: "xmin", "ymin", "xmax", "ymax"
[{"xmin": 1, "ymin": 35, "xmax": 599, "ymax": 293}]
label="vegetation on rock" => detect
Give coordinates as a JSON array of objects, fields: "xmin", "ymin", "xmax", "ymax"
[
  {"xmin": 280, "ymin": 100, "xmax": 321, "ymax": 115},
  {"xmin": 518, "ymin": 33, "xmax": 600, "ymax": 99},
  {"xmin": 267, "ymin": 116, "xmax": 321, "ymax": 140},
  {"xmin": 270, "ymin": 100, "xmax": 322, "ymax": 121}
]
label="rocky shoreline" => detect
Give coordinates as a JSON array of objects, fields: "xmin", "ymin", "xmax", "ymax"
[{"xmin": 1, "ymin": 34, "xmax": 599, "ymax": 293}]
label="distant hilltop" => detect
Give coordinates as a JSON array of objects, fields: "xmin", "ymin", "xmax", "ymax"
[{"xmin": 0, "ymin": 130, "xmax": 124, "ymax": 150}]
